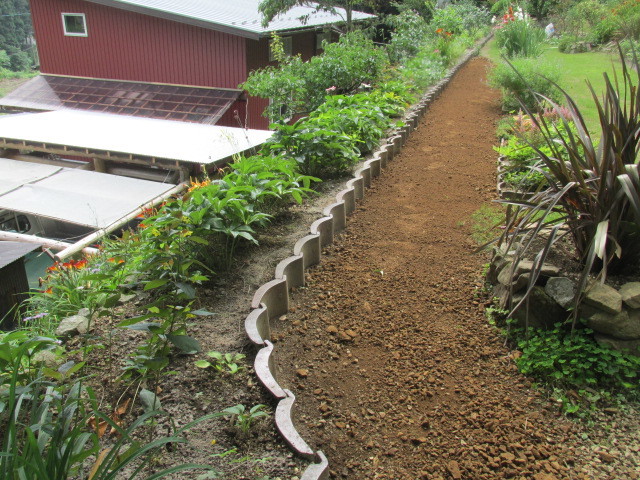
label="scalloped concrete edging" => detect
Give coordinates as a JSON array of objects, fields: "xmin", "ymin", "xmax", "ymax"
[{"xmin": 244, "ymin": 35, "xmax": 491, "ymax": 480}]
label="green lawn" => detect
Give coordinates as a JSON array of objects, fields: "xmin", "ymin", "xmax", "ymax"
[{"xmin": 482, "ymin": 37, "xmax": 622, "ymax": 133}]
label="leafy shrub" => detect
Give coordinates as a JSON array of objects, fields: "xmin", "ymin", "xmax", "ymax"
[
  {"xmin": 495, "ymin": 18, "xmax": 547, "ymax": 57},
  {"xmin": 262, "ymin": 119, "xmax": 361, "ymax": 178},
  {"xmin": 612, "ymin": 0, "xmax": 640, "ymax": 39},
  {"xmin": 387, "ymin": 10, "xmax": 432, "ymax": 62},
  {"xmin": 489, "ymin": 57, "xmax": 563, "ymax": 112},
  {"xmin": 311, "ymin": 93, "xmax": 397, "ymax": 153},
  {"xmin": 242, "ymin": 32, "xmax": 388, "ymax": 122},
  {"xmin": 398, "ymin": 47, "xmax": 447, "ymax": 93},
  {"xmin": 562, "ymin": 0, "xmax": 610, "ymax": 38},
  {"xmin": 446, "ymin": 0, "xmax": 492, "ymax": 34},
  {"xmin": 431, "ymin": 4, "xmax": 465, "ymax": 35},
  {"xmin": 9, "ymin": 51, "xmax": 31, "ymax": 71},
  {"xmin": 558, "ymin": 34, "xmax": 591, "ymax": 53}
]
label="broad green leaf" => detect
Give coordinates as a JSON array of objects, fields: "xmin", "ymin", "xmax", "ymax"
[{"xmin": 167, "ymin": 334, "xmax": 201, "ymax": 354}]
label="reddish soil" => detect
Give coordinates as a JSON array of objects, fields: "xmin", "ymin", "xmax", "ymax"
[{"xmin": 271, "ymin": 57, "xmax": 638, "ymax": 480}]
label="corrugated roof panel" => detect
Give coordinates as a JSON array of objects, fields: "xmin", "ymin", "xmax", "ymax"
[
  {"xmin": 0, "ymin": 158, "xmax": 174, "ymax": 229},
  {"xmin": 84, "ymin": 0, "xmax": 374, "ymax": 37}
]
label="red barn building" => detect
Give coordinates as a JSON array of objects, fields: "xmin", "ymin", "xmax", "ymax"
[{"xmin": 2, "ymin": 0, "xmax": 373, "ymax": 130}]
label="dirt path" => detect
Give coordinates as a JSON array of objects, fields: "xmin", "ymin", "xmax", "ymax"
[{"xmin": 271, "ymin": 57, "xmax": 619, "ymax": 480}]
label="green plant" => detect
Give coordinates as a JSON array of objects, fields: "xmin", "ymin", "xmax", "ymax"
[
  {"xmin": 118, "ymin": 298, "xmax": 209, "ymax": 378},
  {"xmin": 489, "ymin": 57, "xmax": 563, "ymax": 112},
  {"xmin": 27, "ymin": 257, "xmax": 122, "ymax": 325},
  {"xmin": 223, "ymin": 404, "xmax": 268, "ymax": 435},
  {"xmin": 242, "ymin": 32, "xmax": 387, "ymax": 122},
  {"xmin": 195, "ymin": 351, "xmax": 246, "ymax": 374},
  {"xmin": 310, "ymin": 93, "xmax": 397, "ymax": 153},
  {"xmin": 558, "ymin": 34, "xmax": 591, "ymax": 53},
  {"xmin": 0, "ymin": 335, "xmax": 218, "ymax": 479},
  {"xmin": 398, "ymin": 47, "xmax": 447, "ymax": 93},
  {"xmin": 262, "ymin": 118, "xmax": 361, "ymax": 178},
  {"xmin": 495, "ymin": 18, "xmax": 547, "ymax": 58},
  {"xmin": 386, "ymin": 10, "xmax": 432, "ymax": 62},
  {"xmin": 433, "ymin": 0, "xmax": 491, "ymax": 35},
  {"xmin": 512, "ymin": 323, "xmax": 640, "ymax": 413},
  {"xmin": 496, "ymin": 46, "xmax": 640, "ymax": 323}
]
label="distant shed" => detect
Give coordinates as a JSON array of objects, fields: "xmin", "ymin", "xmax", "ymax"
[{"xmin": 0, "ymin": 242, "xmax": 41, "ymax": 329}]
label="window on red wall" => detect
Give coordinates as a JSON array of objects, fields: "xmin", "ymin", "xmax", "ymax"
[{"xmin": 62, "ymin": 13, "xmax": 88, "ymax": 37}]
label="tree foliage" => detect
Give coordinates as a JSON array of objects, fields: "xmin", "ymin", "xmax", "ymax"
[
  {"xmin": 0, "ymin": 0, "xmax": 33, "ymax": 72},
  {"xmin": 258, "ymin": 0, "xmax": 373, "ymax": 30}
]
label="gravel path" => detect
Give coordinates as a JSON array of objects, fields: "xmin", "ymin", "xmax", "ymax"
[{"xmin": 272, "ymin": 57, "xmax": 640, "ymax": 480}]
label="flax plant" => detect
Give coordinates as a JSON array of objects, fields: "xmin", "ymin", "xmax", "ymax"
[{"xmin": 497, "ymin": 46, "xmax": 640, "ymax": 326}]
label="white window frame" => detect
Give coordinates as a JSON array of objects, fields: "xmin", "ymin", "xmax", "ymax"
[
  {"xmin": 269, "ymin": 36, "xmax": 292, "ymax": 61},
  {"xmin": 62, "ymin": 13, "xmax": 88, "ymax": 37}
]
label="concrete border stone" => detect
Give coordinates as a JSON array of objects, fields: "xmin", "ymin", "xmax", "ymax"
[
  {"xmin": 245, "ymin": 303, "xmax": 269, "ymax": 346},
  {"xmin": 301, "ymin": 451, "xmax": 329, "ymax": 480},
  {"xmin": 347, "ymin": 176, "xmax": 365, "ymax": 200},
  {"xmin": 294, "ymin": 234, "xmax": 321, "ymax": 270},
  {"xmin": 337, "ymin": 188, "xmax": 356, "ymax": 215},
  {"xmin": 310, "ymin": 216, "xmax": 334, "ymax": 247},
  {"xmin": 275, "ymin": 255, "xmax": 305, "ymax": 290},
  {"xmin": 355, "ymin": 165, "xmax": 371, "ymax": 188},
  {"xmin": 365, "ymin": 157, "xmax": 381, "ymax": 178},
  {"xmin": 251, "ymin": 278, "xmax": 289, "ymax": 319},
  {"xmin": 323, "ymin": 201, "xmax": 346, "ymax": 234},
  {"xmin": 254, "ymin": 340, "xmax": 287, "ymax": 399},
  {"xmin": 276, "ymin": 389, "xmax": 316, "ymax": 460}
]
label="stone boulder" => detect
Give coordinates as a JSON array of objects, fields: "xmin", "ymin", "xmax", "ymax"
[
  {"xmin": 620, "ymin": 282, "xmax": 640, "ymax": 309},
  {"xmin": 511, "ymin": 286, "xmax": 568, "ymax": 329},
  {"xmin": 583, "ymin": 283, "xmax": 622, "ymax": 315},
  {"xmin": 581, "ymin": 306, "xmax": 640, "ymax": 340},
  {"xmin": 594, "ymin": 333, "xmax": 640, "ymax": 356},
  {"xmin": 55, "ymin": 314, "xmax": 90, "ymax": 338},
  {"xmin": 545, "ymin": 277, "xmax": 576, "ymax": 309}
]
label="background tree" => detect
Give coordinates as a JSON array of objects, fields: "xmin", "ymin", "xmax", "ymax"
[
  {"xmin": 0, "ymin": 0, "xmax": 34, "ymax": 71},
  {"xmin": 259, "ymin": 0, "xmax": 375, "ymax": 30}
]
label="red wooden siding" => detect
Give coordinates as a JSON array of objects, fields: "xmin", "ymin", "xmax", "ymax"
[{"xmin": 30, "ymin": 0, "xmax": 247, "ymax": 89}]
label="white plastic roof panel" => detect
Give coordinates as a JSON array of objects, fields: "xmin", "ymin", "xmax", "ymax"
[
  {"xmin": 0, "ymin": 110, "xmax": 273, "ymax": 165},
  {"xmin": 0, "ymin": 160, "xmax": 62, "ymax": 195},
  {"xmin": 0, "ymin": 158, "xmax": 175, "ymax": 228},
  {"xmin": 84, "ymin": 0, "xmax": 374, "ymax": 38}
]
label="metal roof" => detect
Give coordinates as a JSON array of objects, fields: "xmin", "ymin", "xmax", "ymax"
[
  {"xmin": 0, "ymin": 158, "xmax": 175, "ymax": 229},
  {"xmin": 83, "ymin": 0, "xmax": 374, "ymax": 39},
  {"xmin": 0, "ymin": 110, "xmax": 272, "ymax": 167},
  {"xmin": 0, "ymin": 75, "xmax": 242, "ymax": 125}
]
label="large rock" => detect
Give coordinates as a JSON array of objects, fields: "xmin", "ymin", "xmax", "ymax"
[
  {"xmin": 511, "ymin": 286, "xmax": 568, "ymax": 329},
  {"xmin": 497, "ymin": 260, "xmax": 559, "ymax": 288},
  {"xmin": 512, "ymin": 260, "xmax": 560, "ymax": 277},
  {"xmin": 594, "ymin": 333, "xmax": 640, "ymax": 356},
  {"xmin": 545, "ymin": 277, "xmax": 577, "ymax": 309},
  {"xmin": 620, "ymin": 282, "xmax": 640, "ymax": 309},
  {"xmin": 55, "ymin": 314, "xmax": 90, "ymax": 338},
  {"xmin": 581, "ymin": 306, "xmax": 640, "ymax": 340},
  {"xmin": 497, "ymin": 267, "xmax": 530, "ymax": 292},
  {"xmin": 583, "ymin": 283, "xmax": 622, "ymax": 315}
]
